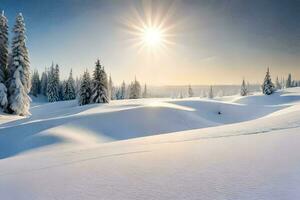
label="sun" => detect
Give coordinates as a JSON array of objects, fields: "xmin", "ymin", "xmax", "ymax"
[
  {"xmin": 142, "ymin": 26, "xmax": 163, "ymax": 47},
  {"xmin": 120, "ymin": 1, "xmax": 179, "ymax": 54}
]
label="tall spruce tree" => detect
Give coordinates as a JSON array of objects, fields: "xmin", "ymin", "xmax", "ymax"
[
  {"xmin": 240, "ymin": 79, "xmax": 248, "ymax": 96},
  {"xmin": 286, "ymin": 73, "xmax": 292, "ymax": 88},
  {"xmin": 275, "ymin": 76, "xmax": 281, "ymax": 90},
  {"xmin": 142, "ymin": 84, "xmax": 148, "ymax": 98},
  {"xmin": 63, "ymin": 69, "xmax": 76, "ymax": 100},
  {"xmin": 120, "ymin": 81, "xmax": 126, "ymax": 99},
  {"xmin": 40, "ymin": 69, "xmax": 48, "ymax": 96},
  {"xmin": 30, "ymin": 69, "xmax": 40, "ymax": 97},
  {"xmin": 188, "ymin": 85, "xmax": 193, "ymax": 97},
  {"xmin": 61, "ymin": 80, "xmax": 66, "ymax": 100},
  {"xmin": 208, "ymin": 85, "xmax": 214, "ymax": 99},
  {"xmin": 0, "ymin": 82, "xmax": 7, "ymax": 108},
  {"xmin": 0, "ymin": 11, "xmax": 8, "ymax": 109},
  {"xmin": 47, "ymin": 64, "xmax": 59, "ymax": 102},
  {"xmin": 129, "ymin": 77, "xmax": 141, "ymax": 99},
  {"xmin": 262, "ymin": 67, "xmax": 275, "ymax": 95},
  {"xmin": 115, "ymin": 87, "xmax": 121, "ymax": 100},
  {"xmin": 74, "ymin": 76, "xmax": 81, "ymax": 95},
  {"xmin": 0, "ymin": 11, "xmax": 8, "ymax": 84},
  {"xmin": 108, "ymin": 74, "xmax": 115, "ymax": 100},
  {"xmin": 78, "ymin": 70, "xmax": 92, "ymax": 105},
  {"xmin": 54, "ymin": 64, "xmax": 62, "ymax": 100},
  {"xmin": 91, "ymin": 59, "xmax": 109, "ymax": 103},
  {"xmin": 8, "ymin": 13, "xmax": 31, "ymax": 115}
]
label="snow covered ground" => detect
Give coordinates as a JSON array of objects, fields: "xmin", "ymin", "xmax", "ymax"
[{"xmin": 1, "ymin": 88, "xmax": 300, "ymax": 199}]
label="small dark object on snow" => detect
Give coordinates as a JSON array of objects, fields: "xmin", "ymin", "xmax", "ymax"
[{"xmin": 218, "ymin": 111, "xmax": 222, "ymax": 115}]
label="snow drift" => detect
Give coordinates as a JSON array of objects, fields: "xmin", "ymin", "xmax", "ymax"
[
  {"xmin": 0, "ymin": 91, "xmax": 292, "ymax": 159},
  {"xmin": 1, "ymin": 88, "xmax": 300, "ymax": 199}
]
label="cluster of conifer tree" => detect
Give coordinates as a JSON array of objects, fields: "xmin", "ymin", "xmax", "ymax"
[
  {"xmin": 241, "ymin": 68, "xmax": 299, "ymax": 96},
  {"xmin": 78, "ymin": 63, "xmax": 148, "ymax": 106},
  {"xmin": 30, "ymin": 63, "xmax": 76, "ymax": 102},
  {"xmin": 30, "ymin": 58, "xmax": 149, "ymax": 107},
  {"xmin": 184, "ymin": 68, "xmax": 299, "ymax": 100},
  {"xmin": 0, "ymin": 12, "xmax": 31, "ymax": 116}
]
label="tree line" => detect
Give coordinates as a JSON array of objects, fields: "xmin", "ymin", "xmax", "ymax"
[
  {"xmin": 185, "ymin": 68, "xmax": 299, "ymax": 99},
  {"xmin": 35, "ymin": 65, "xmax": 299, "ymax": 103},
  {"xmin": 240, "ymin": 68, "xmax": 299, "ymax": 96},
  {"xmin": 30, "ymin": 61, "xmax": 149, "ymax": 106}
]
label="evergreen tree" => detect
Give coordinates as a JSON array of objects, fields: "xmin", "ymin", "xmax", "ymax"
[
  {"xmin": 78, "ymin": 70, "xmax": 92, "ymax": 105},
  {"xmin": 30, "ymin": 70, "xmax": 40, "ymax": 97},
  {"xmin": 0, "ymin": 11, "xmax": 8, "ymax": 110},
  {"xmin": 108, "ymin": 74, "xmax": 115, "ymax": 100},
  {"xmin": 142, "ymin": 84, "xmax": 148, "ymax": 98},
  {"xmin": 0, "ymin": 11, "xmax": 8, "ymax": 84},
  {"xmin": 275, "ymin": 76, "xmax": 281, "ymax": 90},
  {"xmin": 120, "ymin": 81, "xmax": 126, "ymax": 99},
  {"xmin": 286, "ymin": 73, "xmax": 292, "ymax": 88},
  {"xmin": 7, "ymin": 13, "xmax": 31, "ymax": 115},
  {"xmin": 262, "ymin": 67, "xmax": 275, "ymax": 95},
  {"xmin": 61, "ymin": 80, "xmax": 67, "ymax": 100},
  {"xmin": 74, "ymin": 76, "xmax": 81, "ymax": 96},
  {"xmin": 54, "ymin": 64, "xmax": 61, "ymax": 100},
  {"xmin": 63, "ymin": 69, "xmax": 76, "ymax": 100},
  {"xmin": 40, "ymin": 69, "xmax": 48, "ymax": 96},
  {"xmin": 47, "ymin": 64, "xmax": 59, "ymax": 102},
  {"xmin": 188, "ymin": 85, "xmax": 193, "ymax": 97},
  {"xmin": 129, "ymin": 77, "xmax": 141, "ymax": 99},
  {"xmin": 208, "ymin": 85, "xmax": 214, "ymax": 99},
  {"xmin": 240, "ymin": 79, "xmax": 248, "ymax": 96},
  {"xmin": 0, "ymin": 83, "xmax": 7, "ymax": 109},
  {"xmin": 115, "ymin": 87, "xmax": 121, "ymax": 100},
  {"xmin": 91, "ymin": 59, "xmax": 109, "ymax": 103}
]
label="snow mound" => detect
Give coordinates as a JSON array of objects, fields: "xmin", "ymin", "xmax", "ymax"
[
  {"xmin": 0, "ymin": 92, "xmax": 289, "ymax": 159},
  {"xmin": 234, "ymin": 88, "xmax": 300, "ymax": 105},
  {"xmin": 2, "ymin": 88, "xmax": 300, "ymax": 199}
]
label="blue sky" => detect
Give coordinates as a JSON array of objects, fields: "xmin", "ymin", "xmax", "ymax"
[{"xmin": 1, "ymin": 0, "xmax": 300, "ymax": 85}]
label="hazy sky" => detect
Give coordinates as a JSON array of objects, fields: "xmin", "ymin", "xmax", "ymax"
[{"xmin": 1, "ymin": 0, "xmax": 300, "ymax": 85}]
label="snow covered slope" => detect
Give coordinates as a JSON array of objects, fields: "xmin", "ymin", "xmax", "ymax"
[{"xmin": 1, "ymin": 88, "xmax": 300, "ymax": 199}]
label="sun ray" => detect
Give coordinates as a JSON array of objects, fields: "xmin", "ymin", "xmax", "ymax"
[{"xmin": 120, "ymin": 0, "xmax": 179, "ymax": 55}]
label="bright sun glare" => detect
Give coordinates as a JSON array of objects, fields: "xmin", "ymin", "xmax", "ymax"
[
  {"xmin": 122, "ymin": 1, "xmax": 179, "ymax": 54},
  {"xmin": 142, "ymin": 27, "xmax": 163, "ymax": 47}
]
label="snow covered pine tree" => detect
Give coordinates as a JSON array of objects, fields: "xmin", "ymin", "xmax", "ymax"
[
  {"xmin": 63, "ymin": 69, "xmax": 76, "ymax": 100},
  {"xmin": 47, "ymin": 64, "xmax": 60, "ymax": 102},
  {"xmin": 40, "ymin": 70, "xmax": 48, "ymax": 96},
  {"xmin": 108, "ymin": 74, "xmax": 115, "ymax": 100},
  {"xmin": 188, "ymin": 85, "xmax": 194, "ymax": 97},
  {"xmin": 78, "ymin": 69, "xmax": 92, "ymax": 106},
  {"xmin": 120, "ymin": 81, "xmax": 126, "ymax": 99},
  {"xmin": 286, "ymin": 73, "xmax": 292, "ymax": 88},
  {"xmin": 142, "ymin": 84, "xmax": 148, "ymax": 98},
  {"xmin": 8, "ymin": 13, "xmax": 31, "ymax": 115},
  {"xmin": 240, "ymin": 78, "xmax": 248, "ymax": 96},
  {"xmin": 262, "ymin": 67, "xmax": 275, "ymax": 95},
  {"xmin": 30, "ymin": 70, "xmax": 40, "ymax": 97},
  {"xmin": 0, "ymin": 11, "xmax": 8, "ymax": 109},
  {"xmin": 208, "ymin": 85, "xmax": 214, "ymax": 99},
  {"xmin": 91, "ymin": 59, "xmax": 109, "ymax": 103},
  {"xmin": 275, "ymin": 76, "xmax": 282, "ymax": 90},
  {"xmin": 129, "ymin": 77, "xmax": 141, "ymax": 99}
]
